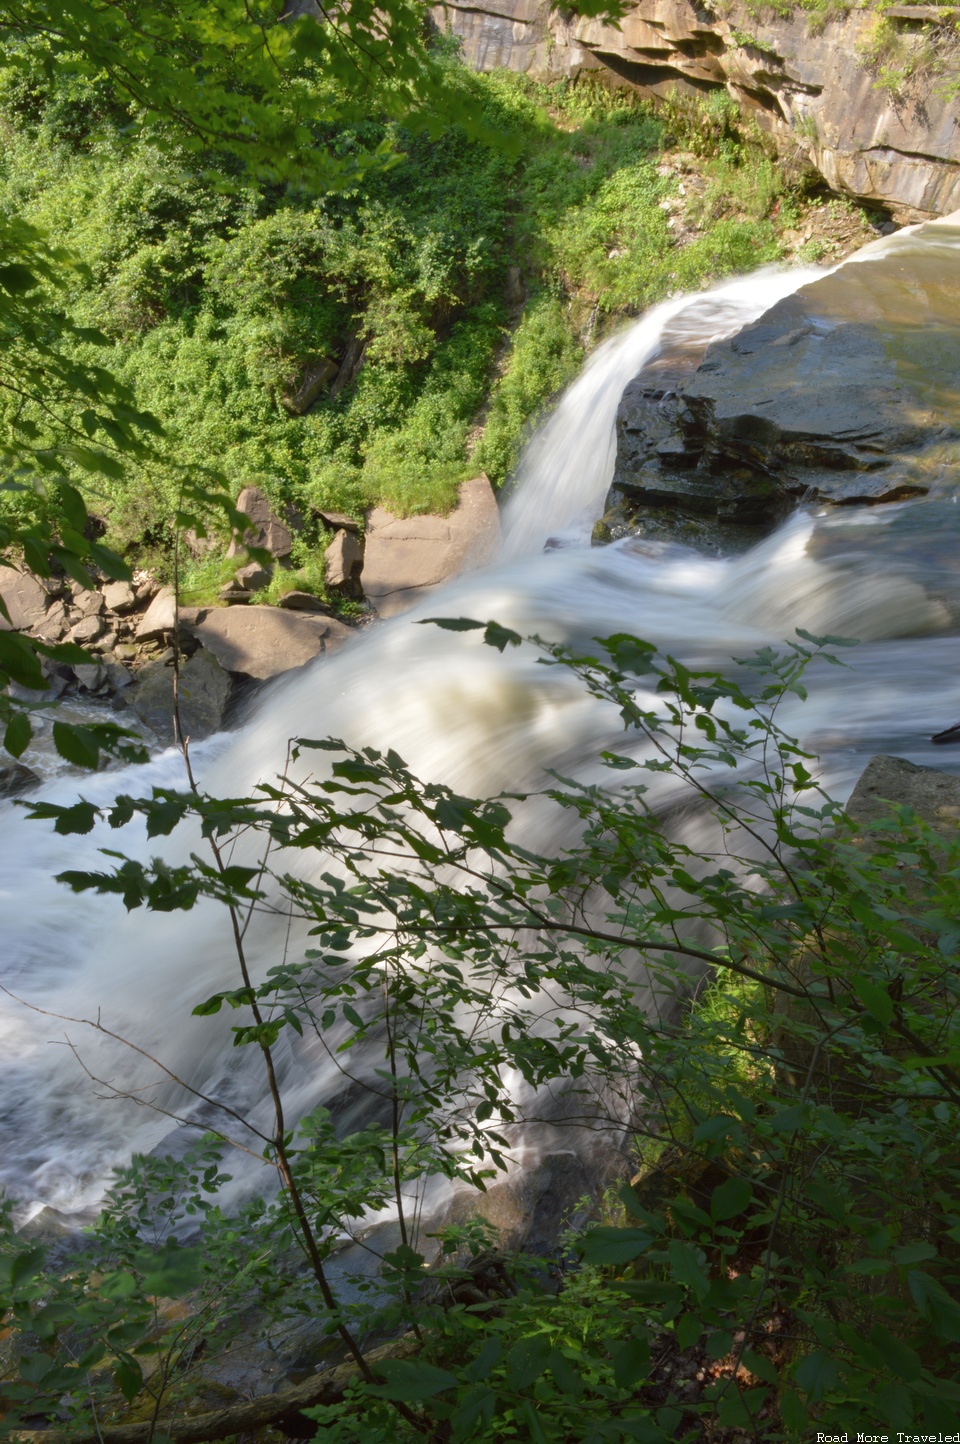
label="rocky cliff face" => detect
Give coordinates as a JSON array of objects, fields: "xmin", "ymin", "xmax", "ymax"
[{"xmin": 435, "ymin": 0, "xmax": 960, "ymax": 217}]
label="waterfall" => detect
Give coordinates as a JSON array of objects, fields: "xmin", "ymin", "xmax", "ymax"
[
  {"xmin": 500, "ymin": 265, "xmax": 826, "ymax": 555},
  {"xmin": 2, "ymin": 227, "xmax": 960, "ymax": 1219}
]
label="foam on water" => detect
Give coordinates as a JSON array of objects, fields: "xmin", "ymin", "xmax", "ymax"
[{"xmin": 3, "ymin": 233, "xmax": 959, "ymax": 1217}]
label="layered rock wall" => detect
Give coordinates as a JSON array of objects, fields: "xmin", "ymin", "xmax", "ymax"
[{"xmin": 434, "ymin": 0, "xmax": 960, "ymax": 217}]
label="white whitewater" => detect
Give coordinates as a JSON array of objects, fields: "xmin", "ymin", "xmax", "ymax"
[
  {"xmin": 501, "ymin": 265, "xmax": 825, "ymax": 555},
  {"xmin": 2, "ymin": 235, "xmax": 960, "ymax": 1218}
]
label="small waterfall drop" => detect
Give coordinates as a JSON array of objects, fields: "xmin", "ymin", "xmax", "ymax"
[
  {"xmin": 501, "ymin": 265, "xmax": 825, "ymax": 555},
  {"xmin": 2, "ymin": 226, "xmax": 960, "ymax": 1216}
]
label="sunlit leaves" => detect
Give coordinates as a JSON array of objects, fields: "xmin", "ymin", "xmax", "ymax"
[{"xmin": 0, "ymin": 0, "xmax": 495, "ymax": 194}]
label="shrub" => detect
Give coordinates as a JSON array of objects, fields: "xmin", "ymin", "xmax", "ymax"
[
  {"xmin": 474, "ymin": 291, "xmax": 583, "ymax": 484},
  {"xmin": 6, "ymin": 624, "xmax": 960, "ymax": 1439}
]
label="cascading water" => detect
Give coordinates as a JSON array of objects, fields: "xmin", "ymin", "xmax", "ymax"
[
  {"xmin": 3, "ymin": 227, "xmax": 960, "ymax": 1222},
  {"xmin": 500, "ymin": 265, "xmax": 826, "ymax": 555}
]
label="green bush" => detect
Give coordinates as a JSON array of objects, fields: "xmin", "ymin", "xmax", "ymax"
[
  {"xmin": 474, "ymin": 291, "xmax": 583, "ymax": 484},
  {"xmin": 0, "ymin": 57, "xmax": 801, "ymax": 560},
  {"xmin": 6, "ymin": 626, "xmax": 960, "ymax": 1439}
]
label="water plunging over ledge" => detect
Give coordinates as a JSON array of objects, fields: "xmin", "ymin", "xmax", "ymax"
[{"xmin": 2, "ymin": 223, "xmax": 960, "ymax": 1222}]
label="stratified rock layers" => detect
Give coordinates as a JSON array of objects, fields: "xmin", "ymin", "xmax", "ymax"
[{"xmin": 434, "ymin": 0, "xmax": 960, "ymax": 217}]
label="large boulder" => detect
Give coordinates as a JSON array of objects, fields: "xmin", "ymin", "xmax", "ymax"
[
  {"xmin": 136, "ymin": 586, "xmax": 177, "ymax": 641},
  {"xmin": 0, "ymin": 761, "xmax": 40, "ymax": 798},
  {"xmin": 227, "ymin": 485, "xmax": 294, "ymax": 561},
  {"xmin": 0, "ymin": 569, "xmax": 52, "ymax": 632},
  {"xmin": 362, "ymin": 475, "xmax": 501, "ymax": 619},
  {"xmin": 277, "ymin": 590, "xmax": 333, "ymax": 614},
  {"xmin": 69, "ymin": 614, "xmax": 107, "ymax": 645},
  {"xmin": 847, "ymin": 754, "xmax": 960, "ymax": 835},
  {"xmin": 73, "ymin": 588, "xmax": 104, "ymax": 619},
  {"xmin": 131, "ymin": 647, "xmax": 233, "ymax": 743},
  {"xmin": 324, "ymin": 529, "xmax": 364, "ymax": 597},
  {"xmin": 606, "ymin": 217, "xmax": 960, "ymax": 539},
  {"xmin": 442, "ymin": 1151, "xmax": 595, "ymax": 1257},
  {"xmin": 184, "ymin": 606, "xmax": 354, "ymax": 680},
  {"xmin": 102, "ymin": 580, "xmax": 137, "ymax": 613},
  {"xmin": 33, "ymin": 599, "xmax": 70, "ymax": 643},
  {"xmin": 234, "ymin": 561, "xmax": 271, "ymax": 592}
]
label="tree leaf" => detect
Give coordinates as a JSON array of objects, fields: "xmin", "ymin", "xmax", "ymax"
[
  {"xmin": 505, "ymin": 1334, "xmax": 552, "ymax": 1390},
  {"xmin": 139, "ymin": 1244, "xmax": 204, "ymax": 1298},
  {"xmin": 483, "ymin": 621, "xmax": 522, "ymax": 652},
  {"xmin": 794, "ymin": 1349, "xmax": 839, "ymax": 1402},
  {"xmin": 369, "ymin": 1359, "xmax": 457, "ymax": 1401},
  {"xmin": 421, "ymin": 616, "xmax": 485, "ymax": 632},
  {"xmin": 610, "ymin": 1336, "xmax": 650, "ymax": 1389},
  {"xmin": 666, "ymin": 1239, "xmax": 709, "ymax": 1299},
  {"xmin": 3, "ymin": 711, "xmax": 31, "ymax": 758},
  {"xmin": 852, "ymin": 976, "xmax": 894, "ymax": 1026},
  {"xmin": 52, "ymin": 722, "xmax": 100, "ymax": 769},
  {"xmin": 581, "ymin": 1226, "xmax": 653, "ymax": 1265},
  {"xmin": 710, "ymin": 1176, "xmax": 752, "ymax": 1222}
]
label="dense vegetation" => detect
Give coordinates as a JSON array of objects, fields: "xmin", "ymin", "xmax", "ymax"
[
  {"xmin": 3, "ymin": 4, "xmax": 955, "ymax": 1441},
  {"xmin": 0, "ymin": 38, "xmax": 817, "ymax": 583},
  {"xmin": 6, "ymin": 629, "xmax": 960, "ymax": 1440}
]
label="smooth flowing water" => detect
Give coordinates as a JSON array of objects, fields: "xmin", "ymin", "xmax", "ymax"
[{"xmin": 3, "ymin": 229, "xmax": 960, "ymax": 1220}]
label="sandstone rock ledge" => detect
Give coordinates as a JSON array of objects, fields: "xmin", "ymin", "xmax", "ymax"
[{"xmin": 362, "ymin": 475, "xmax": 502, "ymax": 619}]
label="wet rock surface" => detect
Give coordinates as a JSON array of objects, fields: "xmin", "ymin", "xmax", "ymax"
[
  {"xmin": 605, "ymin": 220, "xmax": 960, "ymax": 545},
  {"xmin": 0, "ymin": 761, "xmax": 40, "ymax": 797}
]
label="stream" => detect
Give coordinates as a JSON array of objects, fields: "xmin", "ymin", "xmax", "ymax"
[{"xmin": 2, "ymin": 222, "xmax": 960, "ymax": 1228}]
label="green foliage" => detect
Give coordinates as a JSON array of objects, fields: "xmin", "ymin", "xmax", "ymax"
[
  {"xmin": 7, "ymin": 625, "xmax": 960, "ymax": 1438},
  {"xmin": 475, "ymin": 291, "xmax": 584, "ymax": 484},
  {"xmin": 0, "ymin": 81, "xmax": 519, "ymax": 532},
  {"xmin": 0, "ymin": 1140, "xmax": 271, "ymax": 1428},
  {"xmin": 855, "ymin": 7, "xmax": 959, "ymax": 96},
  {"xmin": 0, "ymin": 216, "xmax": 159, "ymax": 764},
  {"xmin": 0, "ymin": 6, "xmax": 938, "ymax": 1439},
  {"xmin": 0, "ymin": 0, "xmax": 468, "ymax": 193},
  {"xmin": 361, "ymin": 305, "xmax": 506, "ymax": 514},
  {"xmin": 0, "ymin": 209, "xmax": 262, "ymax": 761},
  {"xmin": 0, "ymin": 58, "xmax": 799, "ymax": 554}
]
